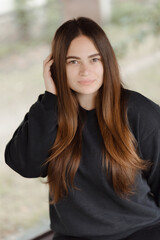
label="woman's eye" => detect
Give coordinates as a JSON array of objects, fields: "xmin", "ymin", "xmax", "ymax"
[
  {"xmin": 92, "ymin": 58, "xmax": 100, "ymax": 62},
  {"xmin": 69, "ymin": 60, "xmax": 78, "ymax": 64}
]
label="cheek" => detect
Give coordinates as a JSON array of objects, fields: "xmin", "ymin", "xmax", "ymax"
[
  {"xmin": 66, "ymin": 67, "xmax": 78, "ymax": 81},
  {"xmin": 95, "ymin": 65, "xmax": 104, "ymax": 78}
]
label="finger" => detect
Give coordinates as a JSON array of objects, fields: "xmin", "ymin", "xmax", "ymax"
[
  {"xmin": 43, "ymin": 58, "xmax": 54, "ymax": 68},
  {"xmin": 44, "ymin": 59, "xmax": 54, "ymax": 69},
  {"xmin": 43, "ymin": 54, "xmax": 53, "ymax": 63}
]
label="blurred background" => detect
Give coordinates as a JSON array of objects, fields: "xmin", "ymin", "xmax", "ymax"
[{"xmin": 1, "ymin": 0, "xmax": 160, "ymax": 239}]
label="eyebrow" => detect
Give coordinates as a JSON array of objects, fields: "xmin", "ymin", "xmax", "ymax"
[{"xmin": 66, "ymin": 53, "xmax": 101, "ymax": 60}]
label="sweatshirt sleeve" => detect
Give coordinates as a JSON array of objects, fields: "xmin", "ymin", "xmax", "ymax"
[
  {"xmin": 4, "ymin": 91, "xmax": 58, "ymax": 178},
  {"xmin": 139, "ymin": 129, "xmax": 160, "ymax": 206},
  {"xmin": 126, "ymin": 90, "xmax": 160, "ymax": 205}
]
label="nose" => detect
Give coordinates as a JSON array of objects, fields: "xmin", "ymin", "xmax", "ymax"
[{"xmin": 79, "ymin": 63, "xmax": 89, "ymax": 76}]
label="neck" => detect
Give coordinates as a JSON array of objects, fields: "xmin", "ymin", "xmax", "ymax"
[{"xmin": 76, "ymin": 92, "xmax": 97, "ymax": 110}]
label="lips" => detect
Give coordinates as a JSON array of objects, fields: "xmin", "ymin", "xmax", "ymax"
[{"xmin": 78, "ymin": 80, "xmax": 95, "ymax": 85}]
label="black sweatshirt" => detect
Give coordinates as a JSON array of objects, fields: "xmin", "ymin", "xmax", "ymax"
[{"xmin": 4, "ymin": 89, "xmax": 160, "ymax": 240}]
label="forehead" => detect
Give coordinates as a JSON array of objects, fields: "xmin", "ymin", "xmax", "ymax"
[{"xmin": 67, "ymin": 35, "xmax": 99, "ymax": 56}]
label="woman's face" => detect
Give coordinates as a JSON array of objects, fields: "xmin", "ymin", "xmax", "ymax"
[{"xmin": 66, "ymin": 35, "xmax": 104, "ymax": 97}]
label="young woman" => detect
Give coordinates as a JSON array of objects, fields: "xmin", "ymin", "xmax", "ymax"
[{"xmin": 5, "ymin": 17, "xmax": 160, "ymax": 240}]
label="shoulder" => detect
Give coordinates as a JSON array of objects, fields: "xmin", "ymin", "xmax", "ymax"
[
  {"xmin": 123, "ymin": 88, "xmax": 160, "ymax": 141},
  {"xmin": 37, "ymin": 91, "xmax": 57, "ymax": 102},
  {"xmin": 125, "ymin": 89, "xmax": 160, "ymax": 119}
]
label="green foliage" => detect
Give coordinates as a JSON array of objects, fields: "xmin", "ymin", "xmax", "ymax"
[
  {"xmin": 112, "ymin": 2, "xmax": 149, "ymax": 25},
  {"xmin": 14, "ymin": 0, "xmax": 31, "ymax": 40},
  {"xmin": 113, "ymin": 41, "xmax": 128, "ymax": 58},
  {"xmin": 149, "ymin": 2, "xmax": 160, "ymax": 35},
  {"xmin": 110, "ymin": 0, "xmax": 160, "ymax": 58},
  {"xmin": 41, "ymin": 0, "xmax": 61, "ymax": 43},
  {"xmin": 112, "ymin": 1, "xmax": 160, "ymax": 35},
  {"xmin": 13, "ymin": 0, "xmax": 61, "ymax": 43}
]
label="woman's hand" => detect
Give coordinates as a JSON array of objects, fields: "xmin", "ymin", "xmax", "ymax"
[{"xmin": 43, "ymin": 54, "xmax": 57, "ymax": 95}]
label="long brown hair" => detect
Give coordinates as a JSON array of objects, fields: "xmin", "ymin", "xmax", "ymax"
[{"xmin": 42, "ymin": 17, "xmax": 151, "ymax": 204}]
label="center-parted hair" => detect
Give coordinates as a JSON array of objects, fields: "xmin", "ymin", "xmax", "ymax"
[{"xmin": 42, "ymin": 17, "xmax": 151, "ymax": 204}]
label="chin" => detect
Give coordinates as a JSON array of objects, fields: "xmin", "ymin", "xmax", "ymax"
[{"xmin": 78, "ymin": 89, "xmax": 99, "ymax": 95}]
